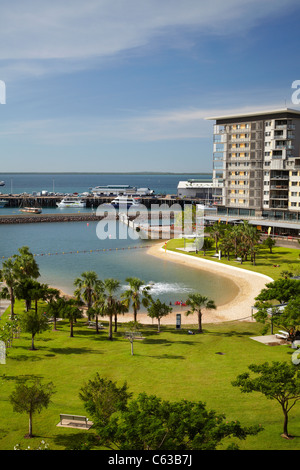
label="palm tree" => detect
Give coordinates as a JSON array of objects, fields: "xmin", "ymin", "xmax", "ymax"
[
  {"xmin": 229, "ymin": 225, "xmax": 242, "ymax": 258},
  {"xmin": 121, "ymin": 277, "xmax": 152, "ymax": 323},
  {"xmin": 0, "ymin": 258, "xmax": 19, "ymax": 318},
  {"xmin": 219, "ymin": 230, "xmax": 234, "ymax": 260},
  {"xmin": 185, "ymin": 293, "xmax": 216, "ymax": 333},
  {"xmin": 60, "ymin": 298, "xmax": 83, "ymax": 337},
  {"xmin": 207, "ymin": 222, "xmax": 224, "ymax": 253},
  {"xmin": 200, "ymin": 237, "xmax": 214, "ymax": 256},
  {"xmin": 103, "ymin": 278, "xmax": 120, "ymax": 340},
  {"xmin": 114, "ymin": 298, "xmax": 128, "ymax": 333},
  {"xmin": 74, "ymin": 271, "xmax": 99, "ymax": 320},
  {"xmin": 45, "ymin": 296, "xmax": 64, "ymax": 331},
  {"xmin": 13, "ymin": 246, "xmax": 40, "ymax": 280},
  {"xmin": 90, "ymin": 280, "xmax": 105, "ymax": 334}
]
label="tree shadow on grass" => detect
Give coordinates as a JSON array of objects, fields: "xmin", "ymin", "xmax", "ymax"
[
  {"xmin": 146, "ymin": 353, "xmax": 186, "ymax": 360},
  {"xmin": 143, "ymin": 337, "xmax": 197, "ymax": 346},
  {"xmin": 53, "ymin": 431, "xmax": 99, "ymax": 450},
  {"xmin": 204, "ymin": 329, "xmax": 257, "ymax": 338},
  {"xmin": 49, "ymin": 346, "xmax": 103, "ymax": 355},
  {"xmin": 1, "ymin": 373, "xmax": 44, "ymax": 382}
]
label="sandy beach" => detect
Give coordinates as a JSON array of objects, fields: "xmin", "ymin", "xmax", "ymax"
[
  {"xmin": 62, "ymin": 241, "xmax": 273, "ymax": 328},
  {"xmin": 128, "ymin": 242, "xmax": 274, "ymax": 326}
]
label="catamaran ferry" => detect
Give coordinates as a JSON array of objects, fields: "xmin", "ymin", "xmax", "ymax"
[
  {"xmin": 111, "ymin": 195, "xmax": 142, "ymax": 209},
  {"xmin": 90, "ymin": 184, "xmax": 154, "ymax": 196},
  {"xmin": 57, "ymin": 197, "xmax": 86, "ymax": 208}
]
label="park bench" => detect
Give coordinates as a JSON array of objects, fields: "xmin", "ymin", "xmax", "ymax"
[
  {"xmin": 275, "ymin": 330, "xmax": 290, "ymax": 340},
  {"xmin": 88, "ymin": 321, "xmax": 104, "ymax": 328},
  {"xmin": 60, "ymin": 414, "xmax": 89, "ymax": 428}
]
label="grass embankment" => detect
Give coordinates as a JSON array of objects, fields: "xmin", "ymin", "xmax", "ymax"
[
  {"xmin": 166, "ymin": 238, "xmax": 300, "ymax": 281},
  {"xmin": 0, "ymin": 299, "xmax": 299, "ymax": 450}
]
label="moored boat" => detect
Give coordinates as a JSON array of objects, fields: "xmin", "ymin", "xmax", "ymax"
[
  {"xmin": 57, "ymin": 197, "xmax": 86, "ymax": 208},
  {"xmin": 20, "ymin": 207, "xmax": 42, "ymax": 214},
  {"xmin": 111, "ymin": 195, "xmax": 142, "ymax": 209}
]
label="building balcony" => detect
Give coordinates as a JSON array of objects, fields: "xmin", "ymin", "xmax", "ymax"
[
  {"xmin": 270, "ymin": 175, "xmax": 289, "ymax": 180},
  {"xmin": 270, "ymin": 185, "xmax": 289, "ymax": 190},
  {"xmin": 275, "ymin": 124, "xmax": 295, "ymax": 130},
  {"xmin": 269, "ymin": 195, "xmax": 288, "ymax": 200}
]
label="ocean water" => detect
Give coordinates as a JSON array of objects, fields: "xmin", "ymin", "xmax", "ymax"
[
  {"xmin": 0, "ymin": 220, "xmax": 238, "ymax": 310},
  {"xmin": 0, "ymin": 173, "xmax": 239, "ymax": 314},
  {"xmin": 0, "ymin": 172, "xmax": 211, "ymax": 196}
]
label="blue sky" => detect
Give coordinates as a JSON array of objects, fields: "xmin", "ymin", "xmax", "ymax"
[{"xmin": 0, "ymin": 0, "xmax": 300, "ymax": 173}]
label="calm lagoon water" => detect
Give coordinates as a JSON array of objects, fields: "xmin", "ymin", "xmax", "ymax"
[{"xmin": 0, "ymin": 220, "xmax": 238, "ymax": 309}]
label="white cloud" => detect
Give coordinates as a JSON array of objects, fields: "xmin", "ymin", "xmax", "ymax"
[
  {"xmin": 0, "ymin": 101, "xmax": 293, "ymax": 145},
  {"xmin": 0, "ymin": 0, "xmax": 299, "ymax": 78}
]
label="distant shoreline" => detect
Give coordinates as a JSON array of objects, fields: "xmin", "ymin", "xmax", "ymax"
[{"xmin": 0, "ymin": 172, "xmax": 213, "ymax": 175}]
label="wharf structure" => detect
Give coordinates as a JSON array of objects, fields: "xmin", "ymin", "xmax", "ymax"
[
  {"xmin": 177, "ymin": 172, "xmax": 223, "ymax": 205},
  {"xmin": 205, "ymin": 108, "xmax": 300, "ymax": 225}
]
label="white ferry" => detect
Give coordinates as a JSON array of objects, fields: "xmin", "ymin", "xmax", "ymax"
[
  {"xmin": 90, "ymin": 184, "xmax": 136, "ymax": 195},
  {"xmin": 57, "ymin": 197, "xmax": 86, "ymax": 208},
  {"xmin": 0, "ymin": 181, "xmax": 5, "ymax": 186},
  {"xmin": 111, "ymin": 196, "xmax": 142, "ymax": 209},
  {"xmin": 90, "ymin": 184, "xmax": 154, "ymax": 196}
]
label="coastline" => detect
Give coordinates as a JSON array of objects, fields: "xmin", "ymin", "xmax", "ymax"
[
  {"xmin": 141, "ymin": 242, "xmax": 274, "ymax": 325},
  {"xmin": 55, "ymin": 241, "xmax": 273, "ymax": 327}
]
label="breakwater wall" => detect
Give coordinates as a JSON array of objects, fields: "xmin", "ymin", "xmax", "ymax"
[
  {"xmin": 0, "ymin": 212, "xmax": 174, "ymax": 225},
  {"xmin": 0, "ymin": 213, "xmax": 108, "ymax": 224}
]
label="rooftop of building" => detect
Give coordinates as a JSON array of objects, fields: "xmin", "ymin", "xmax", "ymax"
[{"xmin": 205, "ymin": 107, "xmax": 300, "ymax": 121}]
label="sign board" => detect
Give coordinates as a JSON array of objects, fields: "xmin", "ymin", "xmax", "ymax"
[
  {"xmin": 0, "ymin": 341, "xmax": 6, "ymax": 364},
  {"xmin": 176, "ymin": 314, "xmax": 181, "ymax": 329}
]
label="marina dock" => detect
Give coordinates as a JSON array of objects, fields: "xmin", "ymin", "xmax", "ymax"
[{"xmin": 0, "ymin": 194, "xmax": 195, "ymax": 209}]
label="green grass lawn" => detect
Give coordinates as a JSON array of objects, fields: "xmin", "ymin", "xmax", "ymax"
[
  {"xmin": 166, "ymin": 238, "xmax": 300, "ymax": 281},
  {"xmin": 0, "ymin": 299, "xmax": 300, "ymax": 450}
]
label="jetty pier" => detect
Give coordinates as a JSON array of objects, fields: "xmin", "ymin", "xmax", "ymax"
[{"xmin": 0, "ymin": 194, "xmax": 197, "ymax": 209}]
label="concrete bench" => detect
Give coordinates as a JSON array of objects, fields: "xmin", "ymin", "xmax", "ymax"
[{"xmin": 60, "ymin": 414, "xmax": 89, "ymax": 427}]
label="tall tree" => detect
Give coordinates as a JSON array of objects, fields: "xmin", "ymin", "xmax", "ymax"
[
  {"xmin": 74, "ymin": 271, "xmax": 100, "ymax": 319},
  {"xmin": 219, "ymin": 230, "xmax": 235, "ymax": 260},
  {"xmin": 121, "ymin": 277, "xmax": 151, "ymax": 323},
  {"xmin": 185, "ymin": 293, "xmax": 216, "ymax": 333},
  {"xmin": 9, "ymin": 379, "xmax": 55, "ymax": 438},
  {"xmin": 13, "ymin": 246, "xmax": 40, "ymax": 280},
  {"xmin": 79, "ymin": 379, "xmax": 261, "ymax": 450},
  {"xmin": 232, "ymin": 361, "xmax": 300, "ymax": 439},
  {"xmin": 147, "ymin": 299, "xmax": 172, "ymax": 332},
  {"xmin": 255, "ymin": 278, "xmax": 300, "ymax": 305},
  {"xmin": 60, "ymin": 298, "xmax": 83, "ymax": 337},
  {"xmin": 45, "ymin": 296, "xmax": 64, "ymax": 331},
  {"xmin": 20, "ymin": 306, "xmax": 51, "ymax": 350},
  {"xmin": 0, "ymin": 258, "xmax": 19, "ymax": 318},
  {"xmin": 207, "ymin": 222, "xmax": 225, "ymax": 253},
  {"xmin": 103, "ymin": 278, "xmax": 120, "ymax": 340},
  {"xmin": 114, "ymin": 298, "xmax": 128, "ymax": 333}
]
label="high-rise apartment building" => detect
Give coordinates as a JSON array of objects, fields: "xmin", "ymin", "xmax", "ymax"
[{"xmin": 206, "ymin": 109, "xmax": 300, "ymax": 220}]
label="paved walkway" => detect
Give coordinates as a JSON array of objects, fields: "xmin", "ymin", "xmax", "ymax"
[{"xmin": 0, "ymin": 300, "xmax": 10, "ymax": 318}]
